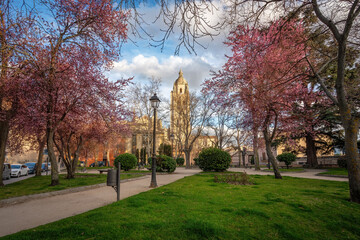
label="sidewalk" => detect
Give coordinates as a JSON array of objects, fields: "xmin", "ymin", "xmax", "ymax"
[
  {"xmin": 0, "ymin": 168, "xmax": 200, "ymax": 237},
  {"xmin": 229, "ymin": 167, "xmax": 348, "ymax": 182}
]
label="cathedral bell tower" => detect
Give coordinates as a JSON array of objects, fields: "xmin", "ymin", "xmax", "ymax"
[{"xmin": 170, "ymin": 70, "xmax": 190, "ymax": 155}]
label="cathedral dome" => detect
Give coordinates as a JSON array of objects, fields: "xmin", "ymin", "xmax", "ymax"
[{"xmin": 175, "ymin": 69, "xmax": 188, "ymax": 85}]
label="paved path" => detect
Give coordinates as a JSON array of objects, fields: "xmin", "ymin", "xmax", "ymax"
[
  {"xmin": 229, "ymin": 167, "xmax": 348, "ymax": 182},
  {"xmin": 0, "ymin": 168, "xmax": 347, "ymax": 237},
  {"xmin": 0, "ymin": 169, "xmax": 200, "ymax": 237}
]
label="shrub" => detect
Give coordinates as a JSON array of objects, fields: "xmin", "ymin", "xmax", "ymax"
[
  {"xmin": 148, "ymin": 155, "xmax": 176, "ymax": 173},
  {"xmin": 193, "ymin": 158, "xmax": 199, "ymax": 166},
  {"xmin": 276, "ymin": 152, "xmax": 296, "ymax": 169},
  {"xmin": 114, "ymin": 153, "xmax": 137, "ymax": 171},
  {"xmin": 337, "ymin": 156, "xmax": 347, "ymax": 169},
  {"xmin": 198, "ymin": 147, "xmax": 231, "ymax": 172},
  {"xmin": 159, "ymin": 155, "xmax": 176, "ymax": 173},
  {"xmin": 176, "ymin": 157, "xmax": 185, "ymax": 166},
  {"xmin": 148, "ymin": 157, "xmax": 161, "ymax": 172}
]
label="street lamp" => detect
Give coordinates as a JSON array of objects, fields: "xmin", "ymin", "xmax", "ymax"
[
  {"xmin": 150, "ymin": 93, "xmax": 160, "ymax": 188},
  {"xmin": 169, "ymin": 133, "xmax": 174, "ymax": 158}
]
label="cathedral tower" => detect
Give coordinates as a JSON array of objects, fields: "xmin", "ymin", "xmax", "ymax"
[{"xmin": 170, "ymin": 70, "xmax": 190, "ymax": 155}]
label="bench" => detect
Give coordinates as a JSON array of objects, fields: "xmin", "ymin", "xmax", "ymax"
[{"xmin": 98, "ymin": 169, "xmax": 110, "ymax": 174}]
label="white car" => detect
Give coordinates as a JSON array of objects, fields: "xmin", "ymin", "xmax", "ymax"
[{"xmin": 11, "ymin": 164, "xmax": 29, "ymax": 178}]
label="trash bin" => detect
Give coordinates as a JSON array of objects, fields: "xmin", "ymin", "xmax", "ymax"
[{"xmin": 107, "ymin": 169, "xmax": 117, "ymax": 187}]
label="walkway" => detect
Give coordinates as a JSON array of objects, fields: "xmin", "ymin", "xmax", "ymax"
[{"xmin": 230, "ymin": 167, "xmax": 348, "ymax": 182}]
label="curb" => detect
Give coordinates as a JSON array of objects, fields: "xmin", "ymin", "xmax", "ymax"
[{"xmin": 0, "ymin": 175, "xmax": 149, "ymax": 208}]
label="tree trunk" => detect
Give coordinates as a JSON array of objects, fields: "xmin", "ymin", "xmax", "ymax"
[
  {"xmin": 185, "ymin": 150, "xmax": 191, "ymax": 169},
  {"xmin": 84, "ymin": 149, "xmax": 88, "ymax": 167},
  {"xmin": 238, "ymin": 146, "xmax": 242, "ymax": 167},
  {"xmin": 0, "ymin": 120, "xmax": 10, "ymax": 186},
  {"xmin": 67, "ymin": 165, "xmax": 75, "ymax": 179},
  {"xmin": 343, "ymin": 118, "xmax": 360, "ymax": 203},
  {"xmin": 263, "ymin": 130, "xmax": 282, "ymax": 179},
  {"xmin": 107, "ymin": 149, "xmax": 111, "ymax": 167},
  {"xmin": 253, "ymin": 129, "xmax": 260, "ymax": 170},
  {"xmin": 305, "ymin": 132, "xmax": 318, "ymax": 168},
  {"xmin": 47, "ymin": 129, "xmax": 59, "ymax": 185},
  {"xmin": 35, "ymin": 138, "xmax": 46, "ymax": 176}
]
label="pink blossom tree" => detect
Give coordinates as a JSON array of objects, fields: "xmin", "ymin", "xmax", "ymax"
[
  {"xmin": 204, "ymin": 19, "xmax": 309, "ymax": 179},
  {"xmin": 27, "ymin": 0, "xmax": 129, "ymax": 185}
]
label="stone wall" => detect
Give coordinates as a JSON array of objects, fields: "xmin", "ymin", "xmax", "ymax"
[{"xmin": 296, "ymin": 156, "xmax": 340, "ymax": 167}]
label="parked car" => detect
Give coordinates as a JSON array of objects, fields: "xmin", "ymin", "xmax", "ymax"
[
  {"xmin": 41, "ymin": 163, "xmax": 51, "ymax": 172},
  {"xmin": 89, "ymin": 161, "xmax": 105, "ymax": 167},
  {"xmin": 78, "ymin": 161, "xmax": 85, "ymax": 167},
  {"xmin": 11, "ymin": 164, "xmax": 29, "ymax": 178},
  {"xmin": 2, "ymin": 163, "xmax": 11, "ymax": 180},
  {"xmin": 25, "ymin": 162, "xmax": 37, "ymax": 174}
]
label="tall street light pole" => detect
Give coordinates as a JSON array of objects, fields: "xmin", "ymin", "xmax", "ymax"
[{"xmin": 150, "ymin": 93, "xmax": 160, "ymax": 188}]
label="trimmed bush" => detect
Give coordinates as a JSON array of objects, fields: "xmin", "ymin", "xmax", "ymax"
[
  {"xmin": 276, "ymin": 152, "xmax": 296, "ymax": 169},
  {"xmin": 149, "ymin": 155, "xmax": 176, "ymax": 173},
  {"xmin": 176, "ymin": 157, "xmax": 185, "ymax": 166},
  {"xmin": 198, "ymin": 147, "xmax": 231, "ymax": 172},
  {"xmin": 114, "ymin": 153, "xmax": 137, "ymax": 171},
  {"xmin": 193, "ymin": 158, "xmax": 199, "ymax": 166},
  {"xmin": 337, "ymin": 156, "xmax": 347, "ymax": 169},
  {"xmin": 159, "ymin": 155, "xmax": 176, "ymax": 173}
]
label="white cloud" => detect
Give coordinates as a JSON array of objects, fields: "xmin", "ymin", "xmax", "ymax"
[{"xmin": 110, "ymin": 53, "xmax": 221, "ymax": 96}]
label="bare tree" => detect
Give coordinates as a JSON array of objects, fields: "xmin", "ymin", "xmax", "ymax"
[
  {"xmin": 229, "ymin": 110, "xmax": 250, "ymax": 167},
  {"xmin": 173, "ymin": 91, "xmax": 212, "ymax": 168},
  {"xmin": 206, "ymin": 99, "xmax": 236, "ymax": 150},
  {"xmin": 126, "ymin": 77, "xmax": 169, "ymax": 161}
]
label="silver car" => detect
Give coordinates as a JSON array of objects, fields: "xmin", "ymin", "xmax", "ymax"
[{"xmin": 11, "ymin": 164, "xmax": 29, "ymax": 178}]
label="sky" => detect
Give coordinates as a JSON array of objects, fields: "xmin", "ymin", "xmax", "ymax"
[{"xmin": 108, "ymin": 1, "xmax": 231, "ymax": 100}]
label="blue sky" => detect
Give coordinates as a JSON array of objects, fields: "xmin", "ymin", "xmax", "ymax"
[{"xmin": 108, "ymin": 2, "xmax": 231, "ymax": 100}]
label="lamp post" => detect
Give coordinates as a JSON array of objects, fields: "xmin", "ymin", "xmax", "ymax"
[
  {"xmin": 170, "ymin": 133, "xmax": 174, "ymax": 158},
  {"xmin": 150, "ymin": 93, "xmax": 160, "ymax": 188}
]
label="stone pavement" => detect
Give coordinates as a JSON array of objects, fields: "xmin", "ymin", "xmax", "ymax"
[
  {"xmin": 229, "ymin": 167, "xmax": 348, "ymax": 182},
  {"xmin": 0, "ymin": 167, "xmax": 347, "ymax": 237}
]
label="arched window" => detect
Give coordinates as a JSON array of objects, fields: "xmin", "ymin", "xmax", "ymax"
[{"xmin": 180, "ymin": 88, "xmax": 182, "ymax": 93}]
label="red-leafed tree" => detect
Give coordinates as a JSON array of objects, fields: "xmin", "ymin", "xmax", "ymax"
[
  {"xmin": 204, "ymin": 19, "xmax": 309, "ymax": 179},
  {"xmin": 26, "ymin": 0, "xmax": 129, "ymax": 185},
  {"xmin": 0, "ymin": 1, "xmax": 37, "ymax": 185}
]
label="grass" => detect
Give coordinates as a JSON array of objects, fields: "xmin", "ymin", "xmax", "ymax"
[
  {"xmin": 4, "ymin": 174, "xmax": 360, "ymax": 240},
  {"xmin": 262, "ymin": 168, "xmax": 305, "ymax": 172},
  {"xmin": 319, "ymin": 168, "xmax": 348, "ymax": 176},
  {"xmin": 0, "ymin": 173, "xmax": 143, "ymax": 200}
]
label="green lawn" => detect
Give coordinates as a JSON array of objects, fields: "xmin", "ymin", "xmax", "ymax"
[
  {"xmin": 319, "ymin": 168, "xmax": 348, "ymax": 176},
  {"xmin": 0, "ymin": 173, "xmax": 143, "ymax": 200},
  {"xmin": 4, "ymin": 174, "xmax": 360, "ymax": 240},
  {"xmin": 262, "ymin": 168, "xmax": 305, "ymax": 172}
]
